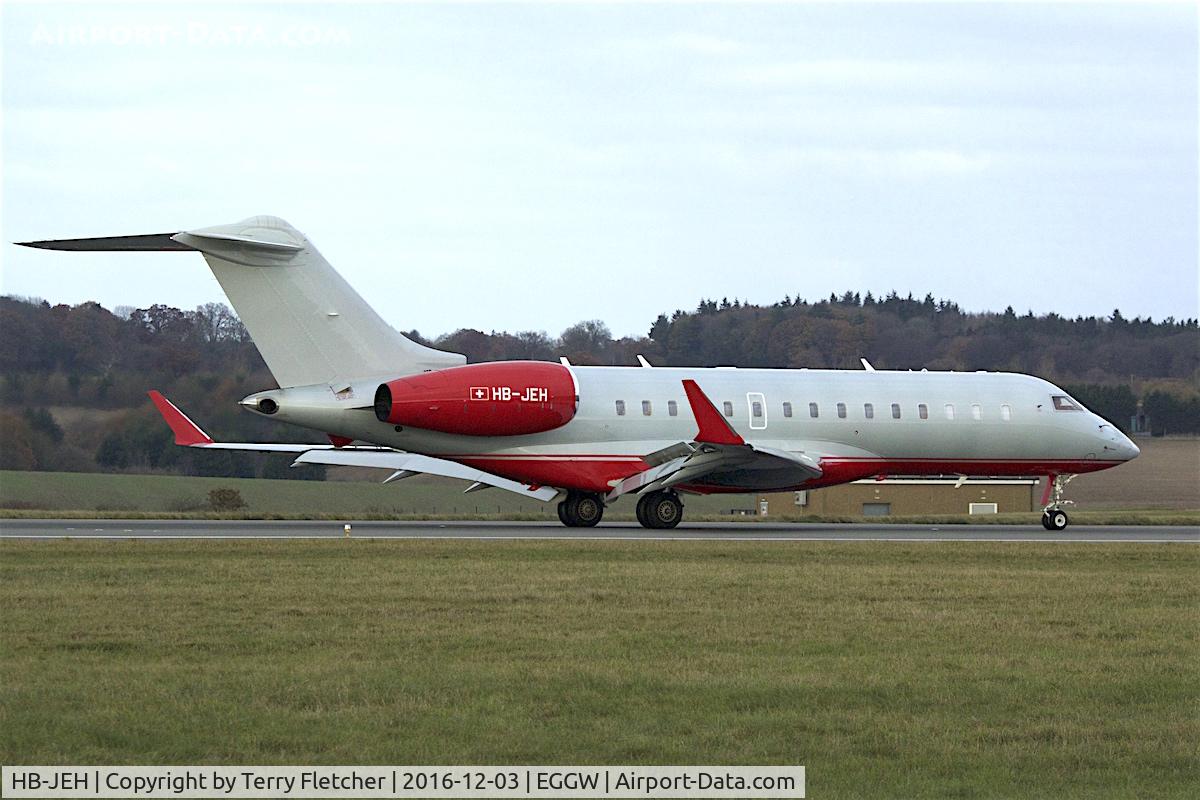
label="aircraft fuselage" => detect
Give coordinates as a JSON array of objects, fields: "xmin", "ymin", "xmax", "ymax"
[{"xmin": 245, "ymin": 366, "xmax": 1139, "ymax": 494}]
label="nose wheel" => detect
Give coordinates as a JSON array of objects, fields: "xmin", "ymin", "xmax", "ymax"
[
  {"xmin": 1040, "ymin": 474, "xmax": 1075, "ymax": 531},
  {"xmin": 1042, "ymin": 508, "xmax": 1069, "ymax": 531},
  {"xmin": 557, "ymin": 491, "xmax": 604, "ymax": 527}
]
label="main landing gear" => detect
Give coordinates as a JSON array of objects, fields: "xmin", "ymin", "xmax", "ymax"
[
  {"xmin": 1041, "ymin": 474, "xmax": 1076, "ymax": 531},
  {"xmin": 557, "ymin": 491, "xmax": 604, "ymax": 527},
  {"xmin": 554, "ymin": 489, "xmax": 685, "ymax": 529},
  {"xmin": 635, "ymin": 490, "xmax": 684, "ymax": 530}
]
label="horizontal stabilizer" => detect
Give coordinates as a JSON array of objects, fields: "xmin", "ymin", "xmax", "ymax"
[{"xmin": 17, "ymin": 233, "xmax": 193, "ymax": 251}]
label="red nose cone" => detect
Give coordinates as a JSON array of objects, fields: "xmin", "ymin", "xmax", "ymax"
[{"xmin": 375, "ymin": 361, "xmax": 577, "ymax": 437}]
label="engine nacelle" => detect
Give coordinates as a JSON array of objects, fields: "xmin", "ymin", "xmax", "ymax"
[{"xmin": 374, "ymin": 361, "xmax": 577, "ymax": 437}]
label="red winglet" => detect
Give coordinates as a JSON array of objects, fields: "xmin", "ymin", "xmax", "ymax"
[
  {"xmin": 148, "ymin": 390, "xmax": 214, "ymax": 446},
  {"xmin": 681, "ymin": 379, "xmax": 745, "ymax": 446}
]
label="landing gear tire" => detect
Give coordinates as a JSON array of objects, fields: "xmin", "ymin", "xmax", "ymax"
[
  {"xmin": 636, "ymin": 491, "xmax": 683, "ymax": 529},
  {"xmin": 1042, "ymin": 509, "xmax": 1069, "ymax": 531},
  {"xmin": 572, "ymin": 493, "xmax": 604, "ymax": 527},
  {"xmin": 635, "ymin": 495, "xmax": 650, "ymax": 528},
  {"xmin": 557, "ymin": 491, "xmax": 604, "ymax": 528}
]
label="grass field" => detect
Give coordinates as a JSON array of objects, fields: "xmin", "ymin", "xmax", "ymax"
[
  {"xmin": 0, "ymin": 469, "xmax": 563, "ymax": 516},
  {"xmin": 1, "ymin": 539, "xmax": 1196, "ymax": 798},
  {"xmin": 3, "ymin": 470, "xmax": 1198, "ymax": 525}
]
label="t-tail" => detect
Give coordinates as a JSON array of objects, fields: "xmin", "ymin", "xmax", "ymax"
[{"xmin": 18, "ymin": 216, "xmax": 465, "ymax": 387}]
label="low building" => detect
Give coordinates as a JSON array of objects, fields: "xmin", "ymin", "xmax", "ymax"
[
  {"xmin": 1130, "ymin": 409, "xmax": 1153, "ymax": 437},
  {"xmin": 757, "ymin": 478, "xmax": 1039, "ymax": 517}
]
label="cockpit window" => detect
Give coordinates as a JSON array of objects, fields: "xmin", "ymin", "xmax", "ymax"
[{"xmin": 1052, "ymin": 395, "xmax": 1082, "ymax": 411}]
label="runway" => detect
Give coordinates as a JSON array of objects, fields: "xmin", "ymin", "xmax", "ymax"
[{"xmin": 1, "ymin": 519, "xmax": 1196, "ymax": 543}]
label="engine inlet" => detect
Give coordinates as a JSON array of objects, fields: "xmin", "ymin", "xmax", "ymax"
[{"xmin": 374, "ymin": 384, "xmax": 393, "ymax": 422}]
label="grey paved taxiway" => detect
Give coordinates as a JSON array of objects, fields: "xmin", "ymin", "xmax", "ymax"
[{"xmin": 1, "ymin": 519, "xmax": 1196, "ymax": 543}]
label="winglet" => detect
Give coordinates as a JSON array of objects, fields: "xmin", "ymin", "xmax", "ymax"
[
  {"xmin": 681, "ymin": 380, "xmax": 745, "ymax": 446},
  {"xmin": 148, "ymin": 390, "xmax": 214, "ymax": 446}
]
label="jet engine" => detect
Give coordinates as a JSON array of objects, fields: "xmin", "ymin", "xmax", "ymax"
[{"xmin": 374, "ymin": 361, "xmax": 577, "ymax": 436}]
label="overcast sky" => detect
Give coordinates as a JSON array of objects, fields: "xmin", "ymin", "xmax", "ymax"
[{"xmin": 3, "ymin": 2, "xmax": 1196, "ymax": 340}]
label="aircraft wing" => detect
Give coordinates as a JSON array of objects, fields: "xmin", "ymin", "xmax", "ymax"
[
  {"xmin": 606, "ymin": 380, "xmax": 823, "ymax": 501},
  {"xmin": 148, "ymin": 391, "xmax": 558, "ymax": 501}
]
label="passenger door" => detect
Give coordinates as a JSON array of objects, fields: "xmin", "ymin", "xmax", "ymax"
[{"xmin": 747, "ymin": 392, "xmax": 767, "ymax": 430}]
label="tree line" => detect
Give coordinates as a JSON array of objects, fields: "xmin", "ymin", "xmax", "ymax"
[
  {"xmin": 1, "ymin": 291, "xmax": 1196, "ymax": 478},
  {"xmin": 0, "ymin": 297, "xmax": 309, "ymax": 478}
]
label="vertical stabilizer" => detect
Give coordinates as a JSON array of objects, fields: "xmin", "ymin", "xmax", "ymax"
[{"xmin": 171, "ymin": 216, "xmax": 464, "ymax": 387}]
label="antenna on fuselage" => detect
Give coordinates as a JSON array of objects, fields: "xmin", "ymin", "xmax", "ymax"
[{"xmin": 860, "ymin": 358, "xmax": 876, "ymax": 372}]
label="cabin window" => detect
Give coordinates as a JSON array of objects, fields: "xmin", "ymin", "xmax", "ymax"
[
  {"xmin": 782, "ymin": 402, "xmax": 793, "ymax": 418},
  {"xmin": 809, "ymin": 402, "xmax": 819, "ymax": 418},
  {"xmin": 864, "ymin": 403, "xmax": 874, "ymax": 419},
  {"xmin": 837, "ymin": 402, "xmax": 847, "ymax": 419},
  {"xmin": 944, "ymin": 403, "xmax": 955, "ymax": 420},
  {"xmin": 918, "ymin": 403, "xmax": 929, "ymax": 420},
  {"xmin": 751, "ymin": 401, "xmax": 764, "ymax": 420},
  {"xmin": 615, "ymin": 400, "xmax": 626, "ymax": 416},
  {"xmin": 642, "ymin": 400, "xmax": 652, "ymax": 416},
  {"xmin": 668, "ymin": 400, "xmax": 678, "ymax": 417},
  {"xmin": 891, "ymin": 403, "xmax": 901, "ymax": 419},
  {"xmin": 1052, "ymin": 395, "xmax": 1082, "ymax": 411},
  {"xmin": 971, "ymin": 403, "xmax": 982, "ymax": 421},
  {"xmin": 1000, "ymin": 404, "xmax": 1011, "ymax": 421},
  {"xmin": 723, "ymin": 401, "xmax": 734, "ymax": 418}
]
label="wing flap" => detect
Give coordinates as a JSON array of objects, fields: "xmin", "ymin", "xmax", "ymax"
[
  {"xmin": 292, "ymin": 450, "xmax": 559, "ymax": 501},
  {"xmin": 608, "ymin": 443, "xmax": 823, "ymax": 501},
  {"xmin": 606, "ymin": 443, "xmax": 820, "ymax": 501},
  {"xmin": 606, "ymin": 453, "xmax": 696, "ymax": 499},
  {"xmin": 748, "ymin": 445, "xmax": 822, "ymax": 474}
]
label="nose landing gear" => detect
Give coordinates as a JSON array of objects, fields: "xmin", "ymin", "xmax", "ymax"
[{"xmin": 1041, "ymin": 474, "xmax": 1075, "ymax": 531}]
